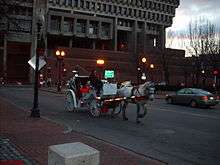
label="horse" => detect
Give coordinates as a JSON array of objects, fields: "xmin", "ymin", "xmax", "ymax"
[{"xmin": 117, "ymin": 81, "xmax": 155, "ymax": 123}]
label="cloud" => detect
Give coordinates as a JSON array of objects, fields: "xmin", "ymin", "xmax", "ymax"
[
  {"xmin": 167, "ymin": 0, "xmax": 220, "ymax": 55},
  {"xmin": 170, "ymin": 0, "xmax": 220, "ymax": 32}
]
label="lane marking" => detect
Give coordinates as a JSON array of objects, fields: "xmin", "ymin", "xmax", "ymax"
[{"xmin": 152, "ymin": 107, "xmax": 220, "ymax": 120}]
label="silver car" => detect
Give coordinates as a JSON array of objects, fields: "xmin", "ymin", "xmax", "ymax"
[{"xmin": 166, "ymin": 88, "xmax": 219, "ymax": 108}]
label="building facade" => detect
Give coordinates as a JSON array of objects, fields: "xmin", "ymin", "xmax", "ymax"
[{"xmin": 0, "ymin": 0, "xmax": 181, "ymax": 84}]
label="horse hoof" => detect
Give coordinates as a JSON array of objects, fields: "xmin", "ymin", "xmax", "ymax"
[
  {"xmin": 123, "ymin": 117, "xmax": 128, "ymax": 121},
  {"xmin": 136, "ymin": 120, "xmax": 141, "ymax": 124},
  {"xmin": 111, "ymin": 115, "xmax": 115, "ymax": 119}
]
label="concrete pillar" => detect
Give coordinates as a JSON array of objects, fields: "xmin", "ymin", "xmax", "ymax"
[
  {"xmin": 3, "ymin": 35, "xmax": 7, "ymax": 75},
  {"xmin": 69, "ymin": 38, "xmax": 73, "ymax": 48},
  {"xmin": 61, "ymin": 16, "xmax": 64, "ymax": 33},
  {"xmin": 143, "ymin": 22, "xmax": 147, "ymax": 53},
  {"xmin": 86, "ymin": 19, "xmax": 89, "ymax": 37},
  {"xmin": 114, "ymin": 17, "xmax": 118, "ymax": 51},
  {"xmin": 133, "ymin": 20, "xmax": 137, "ymax": 55},
  {"xmin": 73, "ymin": 18, "xmax": 77, "ymax": 35},
  {"xmin": 48, "ymin": 142, "xmax": 100, "ymax": 165},
  {"xmin": 157, "ymin": 26, "xmax": 165, "ymax": 50},
  {"xmin": 78, "ymin": 0, "xmax": 81, "ymax": 8},
  {"xmin": 98, "ymin": 21, "xmax": 101, "ymax": 38},
  {"xmin": 92, "ymin": 40, "xmax": 96, "ymax": 49}
]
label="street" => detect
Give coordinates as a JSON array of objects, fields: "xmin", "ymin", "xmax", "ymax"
[{"xmin": 0, "ymin": 87, "xmax": 220, "ymax": 165}]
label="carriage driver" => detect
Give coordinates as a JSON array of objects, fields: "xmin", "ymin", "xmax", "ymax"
[{"xmin": 89, "ymin": 70, "xmax": 103, "ymax": 96}]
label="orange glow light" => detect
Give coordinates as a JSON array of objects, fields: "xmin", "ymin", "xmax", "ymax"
[
  {"xmin": 97, "ymin": 59, "xmax": 105, "ymax": 65},
  {"xmin": 150, "ymin": 64, "xmax": 154, "ymax": 69},
  {"xmin": 142, "ymin": 57, "xmax": 147, "ymax": 63},
  {"xmin": 61, "ymin": 51, "xmax": 65, "ymax": 57},
  {"xmin": 56, "ymin": 50, "xmax": 60, "ymax": 56}
]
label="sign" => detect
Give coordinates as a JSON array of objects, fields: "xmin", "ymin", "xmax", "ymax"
[
  {"xmin": 28, "ymin": 56, "xmax": 46, "ymax": 71},
  {"xmin": 104, "ymin": 70, "xmax": 114, "ymax": 79}
]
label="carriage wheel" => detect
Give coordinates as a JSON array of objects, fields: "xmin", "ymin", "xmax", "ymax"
[
  {"xmin": 65, "ymin": 91, "xmax": 74, "ymax": 112},
  {"xmin": 89, "ymin": 100, "xmax": 101, "ymax": 117}
]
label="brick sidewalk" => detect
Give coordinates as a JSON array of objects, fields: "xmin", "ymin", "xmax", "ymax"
[{"xmin": 0, "ymin": 97, "xmax": 165, "ymax": 165}]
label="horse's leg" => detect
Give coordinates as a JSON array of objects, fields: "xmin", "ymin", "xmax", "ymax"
[
  {"xmin": 137, "ymin": 102, "xmax": 148, "ymax": 118},
  {"xmin": 122, "ymin": 101, "xmax": 128, "ymax": 121},
  {"xmin": 136, "ymin": 103, "xmax": 141, "ymax": 124},
  {"xmin": 110, "ymin": 107, "xmax": 116, "ymax": 118}
]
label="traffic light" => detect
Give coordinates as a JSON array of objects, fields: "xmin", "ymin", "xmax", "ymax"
[{"xmin": 213, "ymin": 69, "xmax": 219, "ymax": 75}]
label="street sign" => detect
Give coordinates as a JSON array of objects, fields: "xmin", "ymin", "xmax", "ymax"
[
  {"xmin": 104, "ymin": 70, "xmax": 114, "ymax": 79},
  {"xmin": 28, "ymin": 56, "xmax": 46, "ymax": 71}
]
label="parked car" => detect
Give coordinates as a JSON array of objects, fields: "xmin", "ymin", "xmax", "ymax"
[{"xmin": 165, "ymin": 88, "xmax": 219, "ymax": 108}]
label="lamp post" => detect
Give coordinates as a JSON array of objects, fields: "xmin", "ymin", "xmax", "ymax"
[
  {"xmin": 150, "ymin": 64, "xmax": 154, "ymax": 82},
  {"xmin": 56, "ymin": 50, "xmax": 65, "ymax": 92},
  {"xmin": 31, "ymin": 11, "xmax": 45, "ymax": 118},
  {"xmin": 96, "ymin": 59, "xmax": 104, "ymax": 79},
  {"xmin": 141, "ymin": 57, "xmax": 147, "ymax": 83}
]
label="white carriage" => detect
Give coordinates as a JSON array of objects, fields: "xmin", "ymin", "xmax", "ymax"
[{"xmin": 65, "ymin": 76, "xmax": 124, "ymax": 117}]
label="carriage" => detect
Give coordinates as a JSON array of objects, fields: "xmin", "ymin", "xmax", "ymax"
[
  {"xmin": 65, "ymin": 76, "xmax": 124, "ymax": 117},
  {"xmin": 65, "ymin": 75, "xmax": 155, "ymax": 122}
]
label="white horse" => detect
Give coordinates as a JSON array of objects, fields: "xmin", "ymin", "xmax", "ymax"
[{"xmin": 117, "ymin": 81, "xmax": 155, "ymax": 123}]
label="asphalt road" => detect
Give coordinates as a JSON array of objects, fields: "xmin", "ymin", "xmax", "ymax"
[{"xmin": 0, "ymin": 87, "xmax": 220, "ymax": 165}]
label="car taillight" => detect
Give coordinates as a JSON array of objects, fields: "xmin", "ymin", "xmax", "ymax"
[
  {"xmin": 201, "ymin": 96, "xmax": 208, "ymax": 101},
  {"xmin": 217, "ymin": 96, "xmax": 220, "ymax": 100}
]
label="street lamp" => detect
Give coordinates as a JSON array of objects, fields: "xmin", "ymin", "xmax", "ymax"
[
  {"xmin": 96, "ymin": 59, "xmax": 105, "ymax": 65},
  {"xmin": 150, "ymin": 64, "xmax": 154, "ymax": 69},
  {"xmin": 150, "ymin": 64, "xmax": 155, "ymax": 81},
  {"xmin": 96, "ymin": 59, "xmax": 105, "ymax": 79},
  {"xmin": 141, "ymin": 57, "xmax": 147, "ymax": 63},
  {"xmin": 56, "ymin": 50, "xmax": 65, "ymax": 92},
  {"xmin": 31, "ymin": 10, "xmax": 45, "ymax": 118}
]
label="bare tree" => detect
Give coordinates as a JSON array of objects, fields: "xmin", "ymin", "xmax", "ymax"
[{"xmin": 186, "ymin": 18, "xmax": 220, "ymax": 87}]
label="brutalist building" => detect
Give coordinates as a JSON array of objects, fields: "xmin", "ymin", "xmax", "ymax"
[{"xmin": 0, "ymin": 0, "xmax": 181, "ymax": 83}]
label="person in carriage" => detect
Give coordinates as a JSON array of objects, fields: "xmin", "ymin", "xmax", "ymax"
[{"xmin": 89, "ymin": 70, "xmax": 103, "ymax": 96}]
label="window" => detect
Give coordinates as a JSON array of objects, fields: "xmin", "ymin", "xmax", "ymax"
[
  {"xmin": 80, "ymin": 0, "xmax": 84, "ymax": 8},
  {"xmin": 9, "ymin": 19, "xmax": 32, "ymax": 33},
  {"xmin": 63, "ymin": 18, "xmax": 73, "ymax": 33},
  {"xmin": 50, "ymin": 16, "xmax": 61, "ymax": 32},
  {"xmin": 86, "ymin": 1, "xmax": 89, "ymax": 9},
  {"xmin": 76, "ymin": 19, "xmax": 86, "ymax": 33},
  {"xmin": 89, "ymin": 21, "xmax": 98, "ymax": 35},
  {"xmin": 101, "ymin": 22, "xmax": 110, "ymax": 37}
]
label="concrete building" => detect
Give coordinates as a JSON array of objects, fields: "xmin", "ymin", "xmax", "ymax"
[{"xmin": 0, "ymin": 0, "xmax": 181, "ymax": 84}]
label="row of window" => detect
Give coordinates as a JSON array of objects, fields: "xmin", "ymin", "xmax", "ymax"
[
  {"xmin": 8, "ymin": 19, "xmax": 32, "ymax": 33},
  {"xmin": 7, "ymin": 6, "xmax": 33, "ymax": 17},
  {"xmin": 49, "ymin": 0, "xmax": 176, "ymax": 18},
  {"xmin": 104, "ymin": 0, "xmax": 179, "ymax": 6},
  {"xmin": 50, "ymin": 16, "xmax": 111, "ymax": 37}
]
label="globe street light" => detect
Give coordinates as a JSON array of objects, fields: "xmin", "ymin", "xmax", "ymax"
[
  {"xmin": 96, "ymin": 59, "xmax": 105, "ymax": 65},
  {"xmin": 141, "ymin": 57, "xmax": 147, "ymax": 63},
  {"xmin": 96, "ymin": 59, "xmax": 105, "ymax": 79},
  {"xmin": 56, "ymin": 50, "xmax": 65, "ymax": 92},
  {"xmin": 150, "ymin": 64, "xmax": 155, "ymax": 81},
  {"xmin": 150, "ymin": 64, "xmax": 154, "ymax": 69},
  {"xmin": 31, "ymin": 9, "xmax": 45, "ymax": 118}
]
